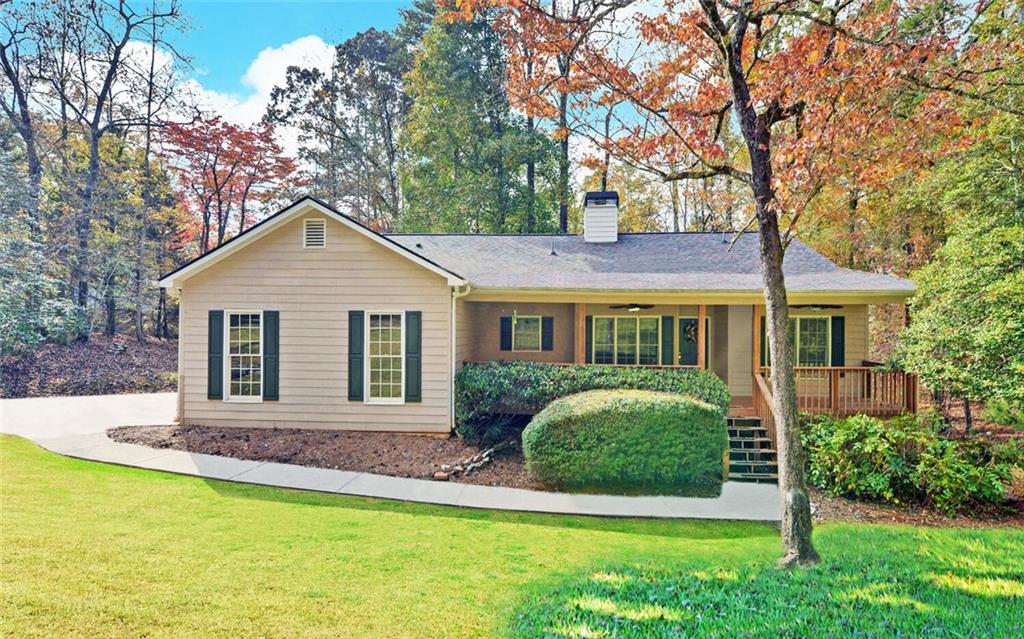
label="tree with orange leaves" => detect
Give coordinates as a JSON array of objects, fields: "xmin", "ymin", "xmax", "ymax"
[{"xmin": 455, "ymin": 0, "xmax": 1023, "ymax": 566}]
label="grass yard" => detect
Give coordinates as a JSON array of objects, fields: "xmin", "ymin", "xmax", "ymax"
[{"xmin": 1, "ymin": 435, "xmax": 1022, "ymax": 638}]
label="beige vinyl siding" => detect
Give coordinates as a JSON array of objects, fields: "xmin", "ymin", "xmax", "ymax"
[
  {"xmin": 727, "ymin": 305, "xmax": 754, "ymax": 398},
  {"xmin": 178, "ymin": 213, "xmax": 453, "ymax": 432}
]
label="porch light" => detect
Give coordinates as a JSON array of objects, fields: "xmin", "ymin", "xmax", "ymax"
[{"xmin": 627, "ymin": 305, "xmax": 642, "ymax": 312}]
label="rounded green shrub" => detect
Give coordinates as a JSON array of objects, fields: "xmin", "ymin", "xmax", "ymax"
[{"xmin": 521, "ymin": 390, "xmax": 728, "ymax": 495}]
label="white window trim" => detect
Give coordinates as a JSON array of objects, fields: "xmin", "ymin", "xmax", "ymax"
[
  {"xmin": 303, "ymin": 218, "xmax": 327, "ymax": 249},
  {"xmin": 223, "ymin": 309, "xmax": 264, "ymax": 403},
  {"xmin": 364, "ymin": 310, "xmax": 406, "ymax": 405},
  {"xmin": 791, "ymin": 315, "xmax": 832, "ymax": 367},
  {"xmin": 511, "ymin": 315, "xmax": 543, "ymax": 352},
  {"xmin": 592, "ymin": 315, "xmax": 662, "ymax": 366}
]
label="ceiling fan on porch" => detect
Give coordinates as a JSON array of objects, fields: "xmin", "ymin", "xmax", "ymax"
[
  {"xmin": 792, "ymin": 304, "xmax": 843, "ymax": 311},
  {"xmin": 609, "ymin": 303, "xmax": 655, "ymax": 312}
]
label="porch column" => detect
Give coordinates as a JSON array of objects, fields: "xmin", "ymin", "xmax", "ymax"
[
  {"xmin": 574, "ymin": 303, "xmax": 586, "ymax": 364},
  {"xmin": 752, "ymin": 304, "xmax": 762, "ymax": 374},
  {"xmin": 697, "ymin": 304, "xmax": 707, "ymax": 369}
]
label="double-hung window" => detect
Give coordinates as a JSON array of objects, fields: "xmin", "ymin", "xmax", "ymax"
[
  {"xmin": 367, "ymin": 312, "xmax": 404, "ymax": 402},
  {"xmin": 227, "ymin": 311, "xmax": 262, "ymax": 400},
  {"xmin": 593, "ymin": 316, "xmax": 661, "ymax": 365},
  {"xmin": 794, "ymin": 317, "xmax": 830, "ymax": 366},
  {"xmin": 512, "ymin": 316, "xmax": 541, "ymax": 352},
  {"xmin": 764, "ymin": 316, "xmax": 831, "ymax": 367}
]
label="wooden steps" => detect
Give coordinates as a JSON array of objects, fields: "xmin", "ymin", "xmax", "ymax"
[{"xmin": 727, "ymin": 417, "xmax": 778, "ymax": 484}]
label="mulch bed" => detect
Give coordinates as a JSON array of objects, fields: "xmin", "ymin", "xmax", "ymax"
[
  {"xmin": 1, "ymin": 335, "xmax": 178, "ymax": 398},
  {"xmin": 108, "ymin": 425, "xmax": 536, "ymax": 489},
  {"xmin": 810, "ymin": 486, "xmax": 1024, "ymax": 528},
  {"xmin": 109, "ymin": 424, "xmax": 1024, "ymax": 527}
]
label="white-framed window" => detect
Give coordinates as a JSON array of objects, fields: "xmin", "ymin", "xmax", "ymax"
[
  {"xmin": 303, "ymin": 218, "xmax": 326, "ymax": 248},
  {"xmin": 765, "ymin": 316, "xmax": 831, "ymax": 367},
  {"xmin": 512, "ymin": 315, "xmax": 542, "ymax": 352},
  {"xmin": 793, "ymin": 316, "xmax": 830, "ymax": 366},
  {"xmin": 366, "ymin": 311, "xmax": 404, "ymax": 404},
  {"xmin": 225, "ymin": 311, "xmax": 263, "ymax": 401},
  {"xmin": 593, "ymin": 316, "xmax": 661, "ymax": 366}
]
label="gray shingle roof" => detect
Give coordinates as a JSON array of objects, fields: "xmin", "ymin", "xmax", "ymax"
[{"xmin": 387, "ymin": 232, "xmax": 915, "ymax": 293}]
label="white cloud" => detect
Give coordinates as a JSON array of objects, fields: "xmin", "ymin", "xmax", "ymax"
[{"xmin": 180, "ymin": 35, "xmax": 335, "ymax": 154}]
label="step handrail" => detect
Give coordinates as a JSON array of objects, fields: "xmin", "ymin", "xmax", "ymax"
[{"xmin": 752, "ymin": 372, "xmax": 777, "ymax": 447}]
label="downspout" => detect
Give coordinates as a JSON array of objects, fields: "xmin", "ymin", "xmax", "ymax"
[{"xmin": 450, "ymin": 284, "xmax": 472, "ymax": 432}]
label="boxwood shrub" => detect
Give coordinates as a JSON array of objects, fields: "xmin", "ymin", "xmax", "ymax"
[
  {"xmin": 454, "ymin": 361, "xmax": 730, "ymax": 445},
  {"xmin": 521, "ymin": 390, "xmax": 728, "ymax": 495},
  {"xmin": 802, "ymin": 412, "xmax": 1024, "ymax": 516}
]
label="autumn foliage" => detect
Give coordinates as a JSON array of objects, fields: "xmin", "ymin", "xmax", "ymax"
[
  {"xmin": 161, "ymin": 117, "xmax": 298, "ymax": 253},
  {"xmin": 454, "ymin": 0, "xmax": 1020, "ymax": 231}
]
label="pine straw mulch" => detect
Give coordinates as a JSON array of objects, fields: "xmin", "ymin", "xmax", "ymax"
[
  {"xmin": 107, "ymin": 425, "xmax": 535, "ymax": 489},
  {"xmin": 0, "ymin": 335, "xmax": 178, "ymax": 399}
]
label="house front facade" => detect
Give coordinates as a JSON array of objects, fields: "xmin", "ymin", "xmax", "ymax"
[{"xmin": 159, "ymin": 195, "xmax": 917, "ymax": 438}]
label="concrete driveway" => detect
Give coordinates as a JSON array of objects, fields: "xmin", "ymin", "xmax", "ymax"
[{"xmin": 1, "ymin": 392, "xmax": 176, "ymax": 440}]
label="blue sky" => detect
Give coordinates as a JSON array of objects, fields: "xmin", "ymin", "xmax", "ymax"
[{"xmin": 176, "ymin": 1, "xmax": 408, "ymax": 94}]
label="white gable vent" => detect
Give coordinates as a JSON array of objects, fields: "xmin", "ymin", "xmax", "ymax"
[
  {"xmin": 303, "ymin": 218, "xmax": 326, "ymax": 248},
  {"xmin": 583, "ymin": 191, "xmax": 619, "ymax": 243}
]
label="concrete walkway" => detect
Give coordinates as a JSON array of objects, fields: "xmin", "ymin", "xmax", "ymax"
[{"xmin": 1, "ymin": 393, "xmax": 781, "ymax": 521}]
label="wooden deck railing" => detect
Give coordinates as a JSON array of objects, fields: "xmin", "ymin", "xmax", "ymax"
[{"xmin": 760, "ymin": 366, "xmax": 918, "ymax": 417}]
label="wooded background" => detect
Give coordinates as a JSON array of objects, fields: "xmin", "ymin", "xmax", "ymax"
[{"xmin": 2, "ymin": 0, "xmax": 1022, "ymax": 413}]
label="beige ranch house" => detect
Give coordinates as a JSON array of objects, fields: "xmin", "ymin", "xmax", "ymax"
[{"xmin": 159, "ymin": 194, "xmax": 917, "ymax": 442}]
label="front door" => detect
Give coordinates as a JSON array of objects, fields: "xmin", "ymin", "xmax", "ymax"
[{"xmin": 678, "ymin": 318, "xmax": 710, "ymax": 366}]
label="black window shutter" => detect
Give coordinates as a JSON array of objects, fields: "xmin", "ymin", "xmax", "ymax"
[
  {"xmin": 584, "ymin": 315, "xmax": 593, "ymax": 364},
  {"xmin": 830, "ymin": 316, "xmax": 845, "ymax": 366},
  {"xmin": 263, "ymin": 311, "xmax": 279, "ymax": 401},
  {"xmin": 499, "ymin": 316, "xmax": 513, "ymax": 351},
  {"xmin": 541, "ymin": 316, "xmax": 554, "ymax": 351},
  {"xmin": 348, "ymin": 310, "xmax": 364, "ymax": 401},
  {"xmin": 208, "ymin": 310, "xmax": 224, "ymax": 399},
  {"xmin": 405, "ymin": 311, "xmax": 422, "ymax": 402},
  {"xmin": 661, "ymin": 315, "xmax": 674, "ymax": 365}
]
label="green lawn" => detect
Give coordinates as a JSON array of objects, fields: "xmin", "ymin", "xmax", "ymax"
[{"xmin": 1, "ymin": 435, "xmax": 1022, "ymax": 638}]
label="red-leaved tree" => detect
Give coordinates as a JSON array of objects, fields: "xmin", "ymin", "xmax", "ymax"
[{"xmin": 162, "ymin": 116, "xmax": 297, "ymax": 253}]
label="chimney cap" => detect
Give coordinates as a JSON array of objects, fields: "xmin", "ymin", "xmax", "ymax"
[{"xmin": 583, "ymin": 191, "xmax": 619, "ymax": 206}]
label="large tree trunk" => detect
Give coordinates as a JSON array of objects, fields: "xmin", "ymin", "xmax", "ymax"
[
  {"xmin": 758, "ymin": 211, "xmax": 818, "ymax": 567},
  {"xmin": 724, "ymin": 15, "xmax": 819, "ymax": 564}
]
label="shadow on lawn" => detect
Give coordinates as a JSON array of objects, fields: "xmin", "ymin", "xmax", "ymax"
[
  {"xmin": 505, "ymin": 525, "xmax": 1024, "ymax": 638},
  {"xmin": 201, "ymin": 477, "xmax": 778, "ymax": 541}
]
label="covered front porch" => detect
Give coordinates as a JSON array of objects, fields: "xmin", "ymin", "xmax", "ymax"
[{"xmin": 456, "ymin": 295, "xmax": 918, "ymax": 428}]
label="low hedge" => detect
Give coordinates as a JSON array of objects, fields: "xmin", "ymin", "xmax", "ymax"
[
  {"xmin": 521, "ymin": 390, "xmax": 728, "ymax": 494},
  {"xmin": 454, "ymin": 361, "xmax": 731, "ymax": 445},
  {"xmin": 802, "ymin": 412, "xmax": 1024, "ymax": 516}
]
